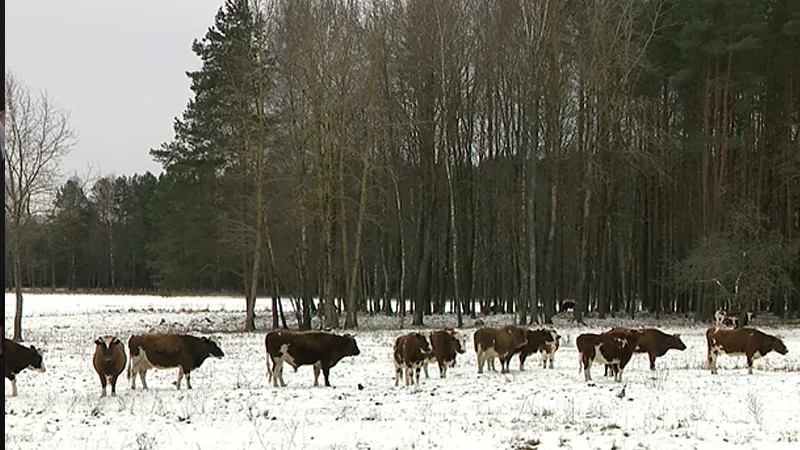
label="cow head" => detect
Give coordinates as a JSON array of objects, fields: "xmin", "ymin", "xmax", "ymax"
[
  {"xmin": 202, "ymin": 337, "xmax": 225, "ymax": 358},
  {"xmin": 548, "ymin": 330, "xmax": 562, "ymax": 349},
  {"xmin": 452, "ymin": 330, "xmax": 467, "ymax": 354},
  {"xmin": 341, "ymin": 333, "xmax": 361, "ymax": 356},
  {"xmin": 412, "ymin": 332, "xmax": 431, "ymax": 352},
  {"xmin": 772, "ymin": 335, "xmax": 788, "ymax": 355},
  {"xmin": 94, "ymin": 336, "xmax": 122, "ymax": 364},
  {"xmin": 27, "ymin": 345, "xmax": 46, "ymax": 373},
  {"xmin": 670, "ymin": 333, "xmax": 687, "ymax": 351}
]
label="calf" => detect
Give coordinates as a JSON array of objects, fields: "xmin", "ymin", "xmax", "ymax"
[
  {"xmin": 577, "ymin": 330, "xmax": 642, "ymax": 382},
  {"xmin": 93, "ymin": 336, "xmax": 127, "ymax": 397},
  {"xmin": 3, "ymin": 338, "xmax": 46, "ymax": 396},
  {"xmin": 538, "ymin": 329, "xmax": 561, "ymax": 369},
  {"xmin": 473, "ymin": 325, "xmax": 528, "ymax": 374},
  {"xmin": 603, "ymin": 327, "xmax": 686, "ymax": 375},
  {"xmin": 265, "ymin": 330, "xmax": 360, "ymax": 387},
  {"xmin": 423, "ymin": 328, "xmax": 467, "ymax": 379},
  {"xmin": 127, "ymin": 333, "xmax": 224, "ymax": 390},
  {"xmin": 514, "ymin": 328, "xmax": 559, "ymax": 371},
  {"xmin": 393, "ymin": 332, "xmax": 432, "ymax": 386},
  {"xmin": 706, "ymin": 327, "xmax": 788, "ymax": 375}
]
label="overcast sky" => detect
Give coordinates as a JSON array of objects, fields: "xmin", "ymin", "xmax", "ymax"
[{"xmin": 7, "ymin": 0, "xmax": 225, "ymax": 179}]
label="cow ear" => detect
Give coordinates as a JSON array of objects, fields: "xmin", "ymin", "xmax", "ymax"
[
  {"xmin": 94, "ymin": 338, "xmax": 103, "ymax": 346},
  {"xmin": 674, "ymin": 334, "xmax": 681, "ymax": 338}
]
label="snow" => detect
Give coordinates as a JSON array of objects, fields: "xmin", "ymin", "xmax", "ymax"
[{"xmin": 4, "ymin": 293, "xmax": 800, "ymax": 450}]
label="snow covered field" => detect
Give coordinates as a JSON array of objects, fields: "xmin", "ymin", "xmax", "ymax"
[{"xmin": 4, "ymin": 293, "xmax": 800, "ymax": 450}]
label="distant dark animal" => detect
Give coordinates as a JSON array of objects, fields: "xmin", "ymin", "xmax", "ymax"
[
  {"xmin": 513, "ymin": 328, "xmax": 560, "ymax": 371},
  {"xmin": 393, "ymin": 332, "xmax": 433, "ymax": 387},
  {"xmin": 473, "ymin": 325, "xmax": 528, "ymax": 374},
  {"xmin": 603, "ymin": 327, "xmax": 686, "ymax": 376},
  {"xmin": 706, "ymin": 327, "xmax": 788, "ymax": 375},
  {"xmin": 93, "ymin": 336, "xmax": 127, "ymax": 397},
  {"xmin": 560, "ymin": 300, "xmax": 576, "ymax": 312},
  {"xmin": 127, "ymin": 333, "xmax": 224, "ymax": 390},
  {"xmin": 577, "ymin": 329, "xmax": 643, "ymax": 382},
  {"xmin": 4, "ymin": 337, "xmax": 46, "ymax": 396},
  {"xmin": 422, "ymin": 328, "xmax": 467, "ymax": 379},
  {"xmin": 265, "ymin": 330, "xmax": 360, "ymax": 387}
]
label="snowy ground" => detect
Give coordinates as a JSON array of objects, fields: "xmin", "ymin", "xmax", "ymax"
[{"xmin": 4, "ymin": 293, "xmax": 800, "ymax": 450}]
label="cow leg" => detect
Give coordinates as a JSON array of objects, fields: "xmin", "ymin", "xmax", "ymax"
[
  {"xmin": 99, "ymin": 373, "xmax": 108, "ymax": 397},
  {"xmin": 707, "ymin": 351, "xmax": 718, "ymax": 375},
  {"xmin": 174, "ymin": 367, "xmax": 184, "ymax": 390},
  {"xmin": 322, "ymin": 367, "xmax": 332, "ymax": 387},
  {"xmin": 746, "ymin": 355, "xmax": 754, "ymax": 375},
  {"xmin": 394, "ymin": 366, "xmax": 402, "ymax": 386},
  {"xmin": 649, "ymin": 353, "xmax": 657, "ymax": 371},
  {"xmin": 488, "ymin": 357, "xmax": 496, "ymax": 372},
  {"xmin": 11, "ymin": 378, "xmax": 18, "ymax": 397},
  {"xmin": 615, "ymin": 366, "xmax": 623, "ymax": 383},
  {"xmin": 423, "ymin": 364, "xmax": 429, "ymax": 379},
  {"xmin": 584, "ymin": 358, "xmax": 593, "ymax": 382},
  {"xmin": 439, "ymin": 361, "xmax": 447, "ymax": 378},
  {"xmin": 185, "ymin": 370, "xmax": 193, "ymax": 390},
  {"xmin": 519, "ymin": 353, "xmax": 527, "ymax": 372},
  {"xmin": 477, "ymin": 353, "xmax": 485, "ymax": 374},
  {"xmin": 139, "ymin": 370, "xmax": 149, "ymax": 390},
  {"xmin": 110, "ymin": 374, "xmax": 119, "ymax": 396},
  {"xmin": 130, "ymin": 369, "xmax": 137, "ymax": 390},
  {"xmin": 313, "ymin": 365, "xmax": 321, "ymax": 387},
  {"xmin": 415, "ymin": 368, "xmax": 422, "ymax": 385},
  {"xmin": 549, "ymin": 353, "xmax": 555, "ymax": 369}
]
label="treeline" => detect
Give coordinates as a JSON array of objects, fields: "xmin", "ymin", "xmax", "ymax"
[{"xmin": 6, "ymin": 0, "xmax": 800, "ymax": 330}]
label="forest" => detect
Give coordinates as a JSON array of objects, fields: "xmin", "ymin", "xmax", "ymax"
[{"xmin": 5, "ymin": 0, "xmax": 800, "ymax": 333}]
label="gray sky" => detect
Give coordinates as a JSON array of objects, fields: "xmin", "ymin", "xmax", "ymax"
[{"xmin": 7, "ymin": 0, "xmax": 225, "ymax": 179}]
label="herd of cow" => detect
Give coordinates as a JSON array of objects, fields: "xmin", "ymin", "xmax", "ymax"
[{"xmin": 2, "ymin": 309, "xmax": 790, "ymax": 397}]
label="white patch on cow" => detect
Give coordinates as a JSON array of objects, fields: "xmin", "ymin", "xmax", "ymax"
[
  {"xmin": 476, "ymin": 343, "xmax": 501, "ymax": 374},
  {"xmin": 99, "ymin": 336, "xmax": 117, "ymax": 347},
  {"xmin": 269, "ymin": 343, "xmax": 295, "ymax": 387}
]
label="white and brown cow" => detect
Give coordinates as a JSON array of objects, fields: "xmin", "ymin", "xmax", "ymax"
[
  {"xmin": 422, "ymin": 328, "xmax": 467, "ymax": 379},
  {"xmin": 706, "ymin": 327, "xmax": 788, "ymax": 375},
  {"xmin": 513, "ymin": 328, "xmax": 560, "ymax": 371},
  {"xmin": 577, "ymin": 329, "xmax": 643, "ymax": 382},
  {"xmin": 715, "ymin": 308, "xmax": 755, "ymax": 329},
  {"xmin": 265, "ymin": 330, "xmax": 360, "ymax": 387},
  {"xmin": 127, "ymin": 333, "xmax": 224, "ymax": 390},
  {"xmin": 4, "ymin": 337, "xmax": 46, "ymax": 396},
  {"xmin": 473, "ymin": 325, "xmax": 528, "ymax": 374},
  {"xmin": 393, "ymin": 332, "xmax": 433, "ymax": 386}
]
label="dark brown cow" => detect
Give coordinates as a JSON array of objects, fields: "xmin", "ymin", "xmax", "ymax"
[
  {"xmin": 577, "ymin": 330, "xmax": 643, "ymax": 382},
  {"xmin": 513, "ymin": 328, "xmax": 559, "ymax": 371},
  {"xmin": 4, "ymin": 338, "xmax": 46, "ymax": 396},
  {"xmin": 93, "ymin": 336, "xmax": 127, "ymax": 397},
  {"xmin": 422, "ymin": 328, "xmax": 467, "ymax": 379},
  {"xmin": 706, "ymin": 327, "xmax": 788, "ymax": 375},
  {"xmin": 393, "ymin": 332, "xmax": 433, "ymax": 387},
  {"xmin": 127, "ymin": 333, "xmax": 224, "ymax": 390},
  {"xmin": 473, "ymin": 325, "xmax": 528, "ymax": 374},
  {"xmin": 265, "ymin": 330, "xmax": 360, "ymax": 387},
  {"xmin": 603, "ymin": 327, "xmax": 686, "ymax": 376}
]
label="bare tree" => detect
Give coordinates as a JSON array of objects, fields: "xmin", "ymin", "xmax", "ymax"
[{"xmin": 5, "ymin": 71, "xmax": 76, "ymax": 341}]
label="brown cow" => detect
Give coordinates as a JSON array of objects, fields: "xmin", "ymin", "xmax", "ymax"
[
  {"xmin": 393, "ymin": 332, "xmax": 433, "ymax": 387},
  {"xmin": 577, "ymin": 330, "xmax": 643, "ymax": 382},
  {"xmin": 93, "ymin": 336, "xmax": 127, "ymax": 397},
  {"xmin": 473, "ymin": 325, "xmax": 528, "ymax": 374},
  {"xmin": 127, "ymin": 333, "xmax": 224, "ymax": 390},
  {"xmin": 265, "ymin": 330, "xmax": 360, "ymax": 387},
  {"xmin": 4, "ymin": 338, "xmax": 46, "ymax": 396},
  {"xmin": 603, "ymin": 327, "xmax": 686, "ymax": 376},
  {"xmin": 422, "ymin": 328, "xmax": 467, "ymax": 379},
  {"xmin": 706, "ymin": 327, "xmax": 788, "ymax": 375},
  {"xmin": 513, "ymin": 328, "xmax": 559, "ymax": 371}
]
